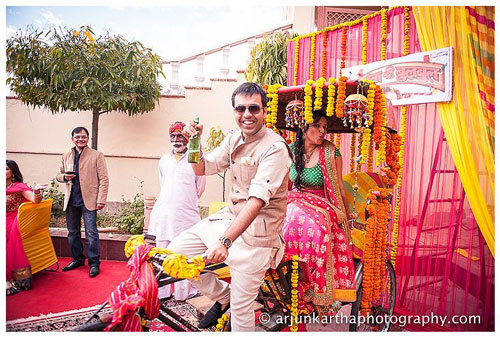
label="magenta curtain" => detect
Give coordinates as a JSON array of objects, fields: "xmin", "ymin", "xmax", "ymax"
[{"xmin": 288, "ymin": 7, "xmax": 494, "ymax": 331}]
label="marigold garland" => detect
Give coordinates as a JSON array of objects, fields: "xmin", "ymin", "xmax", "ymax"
[
  {"xmin": 321, "ymin": 31, "xmax": 328, "ymax": 78},
  {"xmin": 350, "ymin": 133, "xmax": 357, "ymax": 173},
  {"xmin": 124, "ymin": 235, "xmax": 205, "ymax": 280},
  {"xmin": 309, "ymin": 34, "xmax": 317, "ymax": 80},
  {"xmin": 335, "ymin": 133, "xmax": 342, "ymax": 150},
  {"xmin": 380, "ymin": 9, "xmax": 388, "ymax": 61},
  {"xmin": 381, "ymin": 130, "xmax": 401, "ymax": 187},
  {"xmin": 361, "ymin": 18, "xmax": 368, "ymax": 65},
  {"xmin": 314, "ymin": 77, "xmax": 326, "ymax": 111},
  {"xmin": 326, "ymin": 77, "xmax": 336, "ymax": 117},
  {"xmin": 373, "ymin": 86, "xmax": 387, "ymax": 166},
  {"xmin": 293, "ymin": 40, "xmax": 300, "ymax": 86},
  {"xmin": 290, "ymin": 255, "xmax": 300, "ymax": 332},
  {"xmin": 266, "ymin": 84, "xmax": 281, "ymax": 133},
  {"xmin": 340, "ymin": 27, "xmax": 347, "ymax": 71},
  {"xmin": 376, "ymin": 96, "xmax": 387, "ymax": 167},
  {"xmin": 304, "ymin": 80, "xmax": 314, "ymax": 124},
  {"xmin": 361, "ymin": 188, "xmax": 390, "ymax": 317},
  {"xmin": 391, "ymin": 7, "xmax": 411, "ymax": 265},
  {"xmin": 360, "ymin": 81, "xmax": 375, "ymax": 164},
  {"xmin": 335, "ymin": 76, "xmax": 347, "ymax": 118},
  {"xmin": 215, "ymin": 314, "xmax": 229, "ymax": 332},
  {"xmin": 367, "ymin": 138, "xmax": 374, "ymax": 172}
]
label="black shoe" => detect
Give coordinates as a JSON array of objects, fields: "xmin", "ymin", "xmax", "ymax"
[
  {"xmin": 62, "ymin": 260, "xmax": 85, "ymax": 272},
  {"xmin": 89, "ymin": 266, "xmax": 100, "ymax": 277},
  {"xmin": 198, "ymin": 301, "xmax": 230, "ymax": 329}
]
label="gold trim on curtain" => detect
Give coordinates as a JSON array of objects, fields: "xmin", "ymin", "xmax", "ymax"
[{"xmin": 413, "ymin": 6, "xmax": 494, "ymax": 256}]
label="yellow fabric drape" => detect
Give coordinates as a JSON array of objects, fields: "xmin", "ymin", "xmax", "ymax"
[{"xmin": 413, "ymin": 7, "xmax": 494, "ymax": 256}]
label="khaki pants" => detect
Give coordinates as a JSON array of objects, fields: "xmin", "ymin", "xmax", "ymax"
[{"xmin": 167, "ymin": 217, "xmax": 282, "ymax": 331}]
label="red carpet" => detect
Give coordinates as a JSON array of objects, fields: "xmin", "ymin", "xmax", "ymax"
[{"xmin": 6, "ymin": 257, "xmax": 130, "ymax": 321}]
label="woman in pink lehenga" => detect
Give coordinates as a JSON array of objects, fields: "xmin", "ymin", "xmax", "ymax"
[
  {"xmin": 283, "ymin": 111, "xmax": 356, "ymax": 317},
  {"xmin": 6, "ymin": 160, "xmax": 43, "ymax": 295}
]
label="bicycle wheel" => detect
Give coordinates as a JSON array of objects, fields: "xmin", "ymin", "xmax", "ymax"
[{"xmin": 349, "ymin": 259, "xmax": 396, "ymax": 332}]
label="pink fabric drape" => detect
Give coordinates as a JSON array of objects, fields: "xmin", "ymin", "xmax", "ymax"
[{"xmin": 287, "ymin": 7, "xmax": 494, "ymax": 331}]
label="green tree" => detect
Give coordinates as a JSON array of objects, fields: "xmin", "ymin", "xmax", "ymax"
[
  {"xmin": 6, "ymin": 26, "xmax": 164, "ymax": 149},
  {"xmin": 244, "ymin": 31, "xmax": 298, "ymax": 86}
]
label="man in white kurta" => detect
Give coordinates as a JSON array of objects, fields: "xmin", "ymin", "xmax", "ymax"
[{"xmin": 148, "ymin": 121, "xmax": 206, "ymax": 301}]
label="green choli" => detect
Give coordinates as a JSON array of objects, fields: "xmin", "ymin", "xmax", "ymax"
[{"xmin": 289, "ymin": 142, "xmax": 341, "ymax": 188}]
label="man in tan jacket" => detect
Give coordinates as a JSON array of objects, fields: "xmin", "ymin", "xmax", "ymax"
[
  {"xmin": 56, "ymin": 127, "xmax": 109, "ymax": 277},
  {"xmin": 169, "ymin": 82, "xmax": 292, "ymax": 331}
]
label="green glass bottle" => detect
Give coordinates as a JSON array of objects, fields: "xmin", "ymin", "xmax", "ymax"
[{"xmin": 187, "ymin": 117, "xmax": 201, "ymax": 163}]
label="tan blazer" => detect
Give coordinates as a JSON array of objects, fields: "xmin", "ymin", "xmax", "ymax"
[{"xmin": 56, "ymin": 146, "xmax": 109, "ymax": 211}]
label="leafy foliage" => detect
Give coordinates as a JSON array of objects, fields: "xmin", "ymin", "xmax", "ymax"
[
  {"xmin": 114, "ymin": 193, "xmax": 145, "ymax": 235},
  {"xmin": 6, "ymin": 26, "xmax": 165, "ymax": 149},
  {"xmin": 244, "ymin": 32, "xmax": 298, "ymax": 86},
  {"xmin": 42, "ymin": 179, "xmax": 65, "ymax": 221},
  {"xmin": 205, "ymin": 127, "xmax": 228, "ymax": 202}
]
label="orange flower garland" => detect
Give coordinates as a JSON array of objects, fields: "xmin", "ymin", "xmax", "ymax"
[
  {"xmin": 350, "ymin": 133, "xmax": 357, "ymax": 173},
  {"xmin": 326, "ymin": 77, "xmax": 336, "ymax": 117},
  {"xmin": 314, "ymin": 77, "xmax": 326, "ymax": 111},
  {"xmin": 367, "ymin": 138, "xmax": 374, "ymax": 172},
  {"xmin": 340, "ymin": 27, "xmax": 347, "ymax": 70},
  {"xmin": 304, "ymin": 80, "xmax": 314, "ymax": 124},
  {"xmin": 293, "ymin": 40, "xmax": 300, "ymax": 86},
  {"xmin": 376, "ymin": 96, "xmax": 387, "ymax": 167},
  {"xmin": 309, "ymin": 34, "xmax": 316, "ymax": 80},
  {"xmin": 380, "ymin": 9, "xmax": 388, "ymax": 61},
  {"xmin": 356, "ymin": 132, "xmax": 363, "ymax": 171},
  {"xmin": 335, "ymin": 133, "xmax": 342, "ymax": 150},
  {"xmin": 381, "ymin": 130, "xmax": 401, "ymax": 187},
  {"xmin": 335, "ymin": 76, "xmax": 347, "ymax": 118},
  {"xmin": 361, "ymin": 187, "xmax": 391, "ymax": 317},
  {"xmin": 321, "ymin": 31, "xmax": 328, "ymax": 79}
]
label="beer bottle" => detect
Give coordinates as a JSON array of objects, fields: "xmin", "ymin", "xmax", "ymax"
[{"xmin": 187, "ymin": 117, "xmax": 201, "ymax": 163}]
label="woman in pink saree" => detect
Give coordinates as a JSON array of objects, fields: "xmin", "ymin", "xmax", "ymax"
[
  {"xmin": 283, "ymin": 111, "xmax": 356, "ymax": 317},
  {"xmin": 6, "ymin": 160, "xmax": 43, "ymax": 295}
]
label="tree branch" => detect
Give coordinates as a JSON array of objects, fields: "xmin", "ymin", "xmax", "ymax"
[{"xmin": 99, "ymin": 110, "xmax": 109, "ymax": 115}]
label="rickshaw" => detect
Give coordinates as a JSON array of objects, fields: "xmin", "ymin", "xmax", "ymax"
[{"xmin": 75, "ymin": 78, "xmax": 399, "ymax": 332}]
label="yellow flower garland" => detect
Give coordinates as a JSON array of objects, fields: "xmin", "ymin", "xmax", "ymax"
[
  {"xmin": 124, "ymin": 235, "xmax": 205, "ymax": 280},
  {"xmin": 266, "ymin": 84, "xmax": 281, "ymax": 133},
  {"xmin": 304, "ymin": 80, "xmax": 314, "ymax": 124},
  {"xmin": 326, "ymin": 77, "xmax": 336, "ymax": 117},
  {"xmin": 293, "ymin": 40, "xmax": 300, "ymax": 86},
  {"xmin": 309, "ymin": 34, "xmax": 316, "ymax": 80},
  {"xmin": 314, "ymin": 77, "xmax": 326, "ymax": 111},
  {"xmin": 380, "ymin": 9, "xmax": 388, "ymax": 61},
  {"xmin": 215, "ymin": 314, "xmax": 229, "ymax": 332},
  {"xmin": 361, "ymin": 18, "xmax": 368, "ymax": 64},
  {"xmin": 360, "ymin": 81, "xmax": 375, "ymax": 164},
  {"xmin": 290, "ymin": 255, "xmax": 300, "ymax": 332},
  {"xmin": 391, "ymin": 6, "xmax": 411, "ymax": 265}
]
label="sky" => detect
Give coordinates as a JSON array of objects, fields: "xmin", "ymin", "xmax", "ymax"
[{"xmin": 6, "ymin": 6, "xmax": 287, "ymax": 61}]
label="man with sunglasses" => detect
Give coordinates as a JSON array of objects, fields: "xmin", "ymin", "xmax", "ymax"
[
  {"xmin": 56, "ymin": 127, "xmax": 109, "ymax": 278},
  {"xmin": 168, "ymin": 82, "xmax": 292, "ymax": 331}
]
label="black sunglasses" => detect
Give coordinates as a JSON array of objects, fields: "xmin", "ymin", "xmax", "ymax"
[{"xmin": 234, "ymin": 104, "xmax": 262, "ymax": 113}]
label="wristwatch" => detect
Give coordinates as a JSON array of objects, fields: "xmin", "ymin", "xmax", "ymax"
[{"xmin": 219, "ymin": 236, "xmax": 233, "ymax": 249}]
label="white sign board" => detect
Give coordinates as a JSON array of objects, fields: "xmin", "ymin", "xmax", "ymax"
[{"xmin": 342, "ymin": 47, "xmax": 453, "ymax": 106}]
